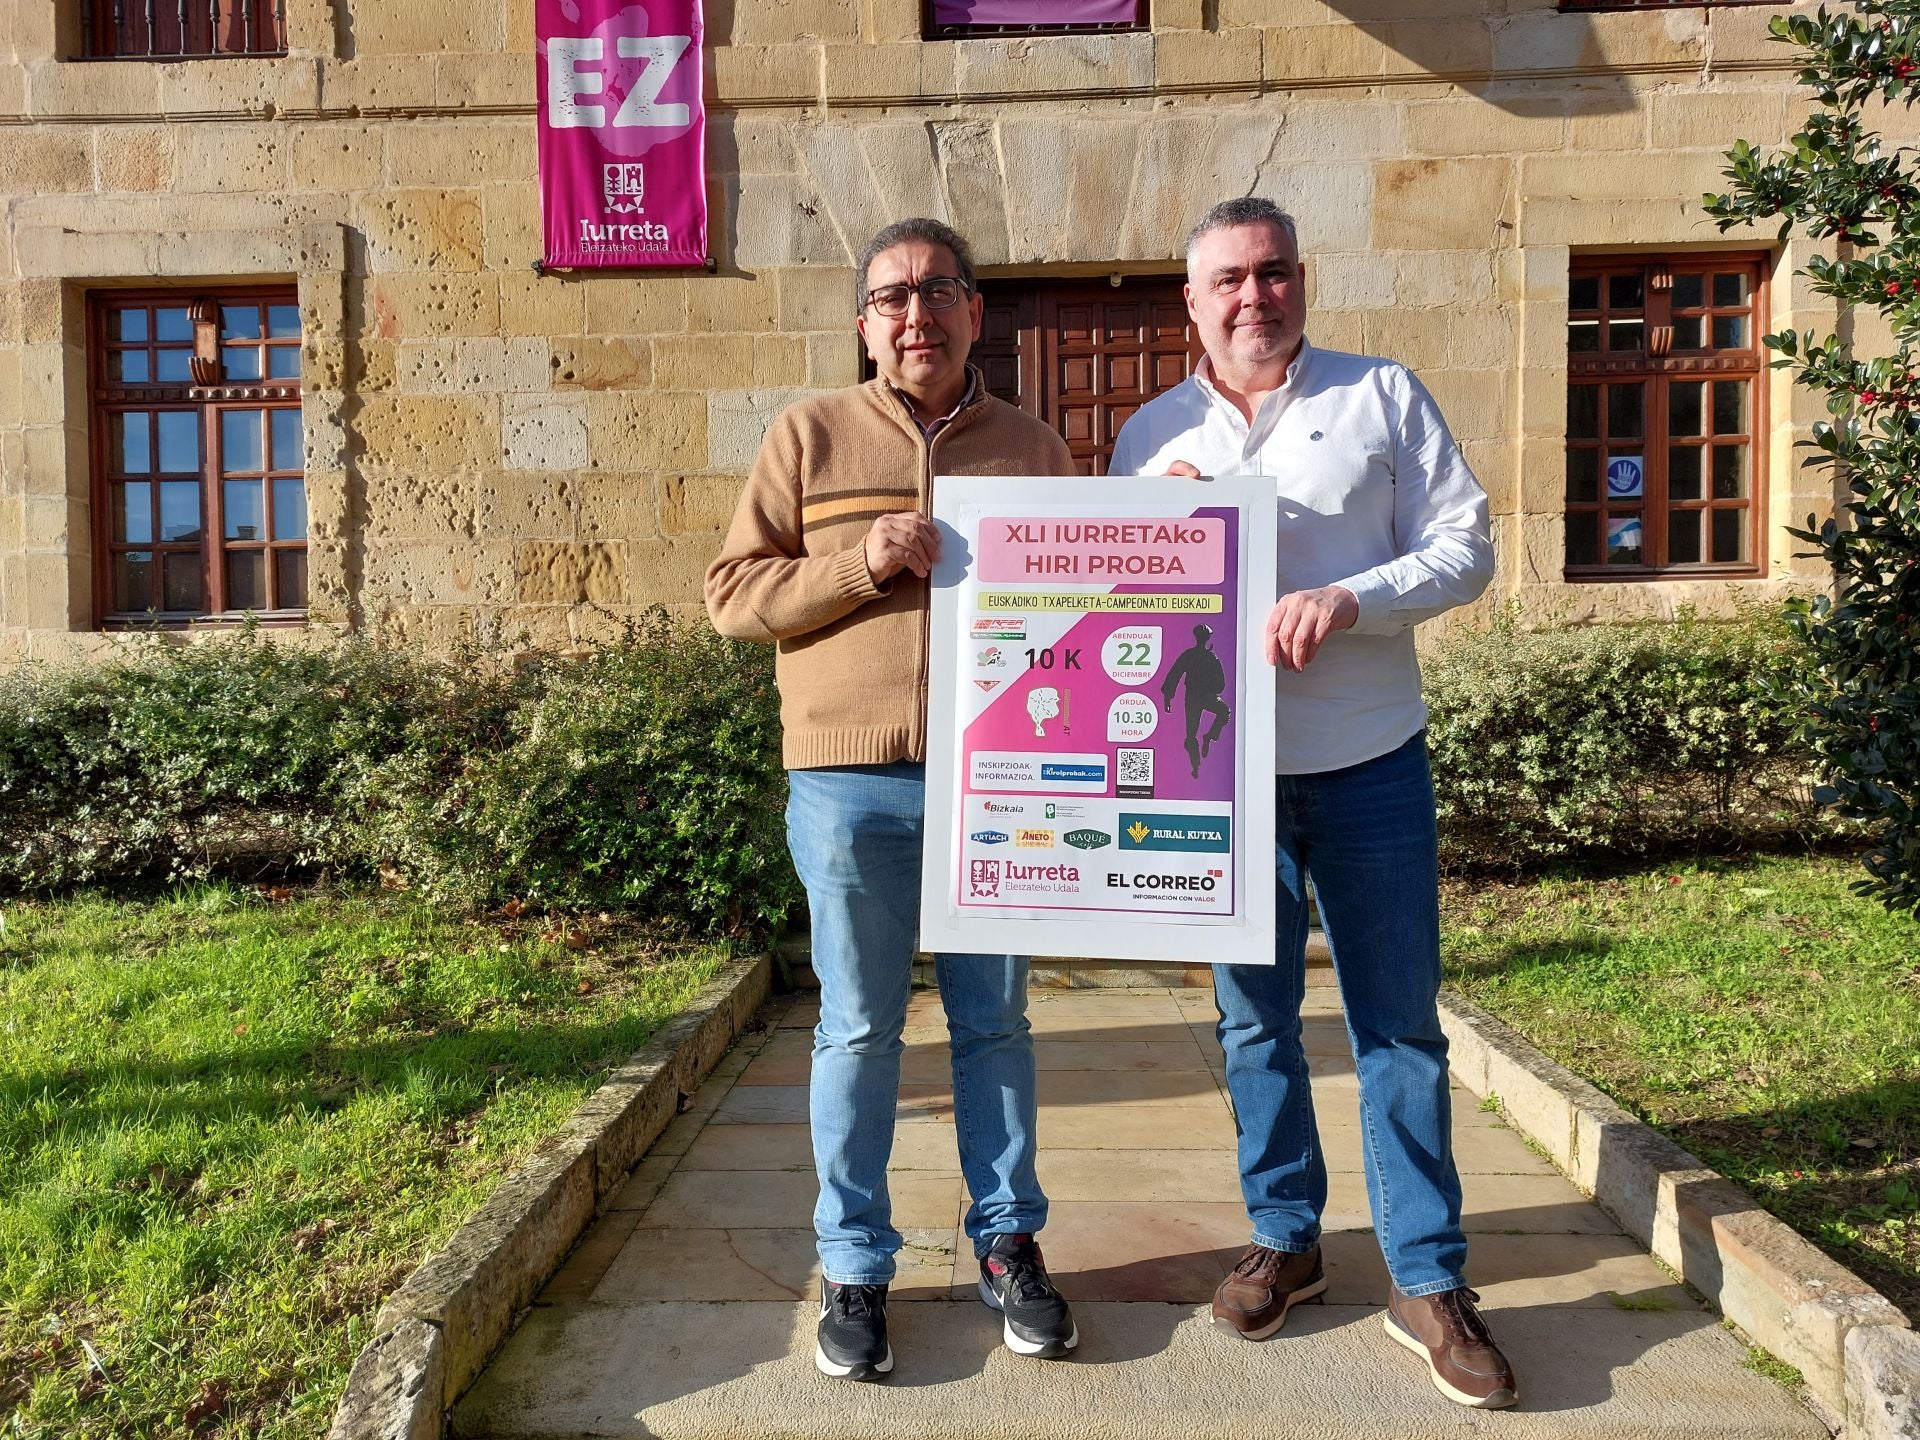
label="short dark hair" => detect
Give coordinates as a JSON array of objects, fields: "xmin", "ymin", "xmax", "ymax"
[
  {"xmin": 1184, "ymin": 197, "xmax": 1300, "ymax": 279},
  {"xmin": 855, "ymin": 218, "xmax": 977, "ymax": 311}
]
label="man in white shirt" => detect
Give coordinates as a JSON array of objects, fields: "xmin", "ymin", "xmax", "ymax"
[{"xmin": 1108, "ymin": 196, "xmax": 1516, "ymax": 1410}]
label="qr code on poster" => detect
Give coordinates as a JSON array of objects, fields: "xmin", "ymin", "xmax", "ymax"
[{"xmin": 1118, "ymin": 748, "xmax": 1154, "ymax": 787}]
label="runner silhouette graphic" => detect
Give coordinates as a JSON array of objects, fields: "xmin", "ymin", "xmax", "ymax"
[{"xmin": 1160, "ymin": 623, "xmax": 1232, "ymax": 779}]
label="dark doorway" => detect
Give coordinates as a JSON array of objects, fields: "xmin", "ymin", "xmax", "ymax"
[
  {"xmin": 863, "ymin": 274, "xmax": 1205, "ymax": 476},
  {"xmin": 975, "ymin": 275, "xmax": 1205, "ymax": 475}
]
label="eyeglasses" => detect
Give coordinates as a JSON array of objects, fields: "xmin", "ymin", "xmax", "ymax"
[{"xmin": 862, "ymin": 276, "xmax": 969, "ymax": 318}]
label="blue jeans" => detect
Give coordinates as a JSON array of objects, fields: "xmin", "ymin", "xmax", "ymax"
[
  {"xmin": 1212, "ymin": 732, "xmax": 1468, "ymax": 1297},
  {"xmin": 786, "ymin": 761, "xmax": 1048, "ymax": 1286}
]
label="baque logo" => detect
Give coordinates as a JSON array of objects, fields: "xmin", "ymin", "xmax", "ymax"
[
  {"xmin": 1118, "ymin": 813, "xmax": 1232, "ymax": 853},
  {"xmin": 1063, "ymin": 828, "xmax": 1111, "ymax": 850},
  {"xmin": 969, "ymin": 829, "xmax": 1010, "ymax": 846},
  {"xmin": 1015, "ymin": 828, "xmax": 1055, "ymax": 848}
]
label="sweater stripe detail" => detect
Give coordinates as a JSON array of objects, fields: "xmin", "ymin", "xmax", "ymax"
[
  {"xmin": 802, "ymin": 493, "xmax": 916, "ymax": 526},
  {"xmin": 803, "ymin": 507, "xmax": 906, "ymax": 533}
]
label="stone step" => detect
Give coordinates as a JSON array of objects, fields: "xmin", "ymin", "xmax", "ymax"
[{"xmin": 454, "ymin": 1297, "xmax": 1824, "ymax": 1440}]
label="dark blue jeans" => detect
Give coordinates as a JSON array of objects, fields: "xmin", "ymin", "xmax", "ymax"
[
  {"xmin": 1212, "ymin": 732, "xmax": 1468, "ymax": 1296},
  {"xmin": 786, "ymin": 761, "xmax": 1047, "ymax": 1285}
]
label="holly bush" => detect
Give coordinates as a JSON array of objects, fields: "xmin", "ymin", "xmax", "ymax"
[{"xmin": 1705, "ymin": 0, "xmax": 1920, "ymax": 913}]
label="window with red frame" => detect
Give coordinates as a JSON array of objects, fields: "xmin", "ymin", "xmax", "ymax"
[
  {"xmin": 1564, "ymin": 255, "xmax": 1768, "ymax": 579},
  {"xmin": 91, "ymin": 290, "xmax": 308, "ymax": 625},
  {"xmin": 76, "ymin": 0, "xmax": 286, "ymax": 59},
  {"xmin": 924, "ymin": 0, "xmax": 1147, "ymax": 39}
]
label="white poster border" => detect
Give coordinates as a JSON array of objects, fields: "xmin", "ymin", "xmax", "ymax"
[{"xmin": 919, "ymin": 474, "xmax": 1277, "ymax": 966}]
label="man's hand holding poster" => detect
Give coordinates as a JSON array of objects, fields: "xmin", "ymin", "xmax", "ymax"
[{"xmin": 920, "ymin": 475, "xmax": 1277, "ymax": 965}]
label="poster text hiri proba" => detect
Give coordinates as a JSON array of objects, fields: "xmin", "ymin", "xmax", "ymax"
[{"xmin": 1003, "ymin": 521, "xmax": 1211, "ymax": 577}]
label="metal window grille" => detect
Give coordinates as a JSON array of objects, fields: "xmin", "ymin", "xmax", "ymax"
[{"xmin": 78, "ymin": 0, "xmax": 286, "ymax": 59}]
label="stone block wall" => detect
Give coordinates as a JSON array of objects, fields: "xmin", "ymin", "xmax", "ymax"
[{"xmin": 0, "ymin": 0, "xmax": 1854, "ymax": 660}]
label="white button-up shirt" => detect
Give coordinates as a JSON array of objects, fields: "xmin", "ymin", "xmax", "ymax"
[{"xmin": 1108, "ymin": 341, "xmax": 1492, "ymax": 776}]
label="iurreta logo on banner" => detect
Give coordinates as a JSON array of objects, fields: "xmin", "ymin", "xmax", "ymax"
[
  {"xmin": 536, "ymin": 0, "xmax": 709, "ymax": 268},
  {"xmin": 603, "ymin": 162, "xmax": 645, "ymax": 215}
]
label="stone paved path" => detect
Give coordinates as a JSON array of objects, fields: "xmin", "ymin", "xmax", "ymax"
[{"xmin": 454, "ymin": 980, "xmax": 1825, "ymax": 1439}]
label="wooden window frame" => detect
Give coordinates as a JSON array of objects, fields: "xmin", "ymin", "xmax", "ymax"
[
  {"xmin": 1564, "ymin": 252, "xmax": 1771, "ymax": 582},
  {"xmin": 89, "ymin": 286, "xmax": 308, "ymax": 629},
  {"xmin": 923, "ymin": 0, "xmax": 1148, "ymax": 41},
  {"xmin": 74, "ymin": 0, "xmax": 287, "ymax": 60}
]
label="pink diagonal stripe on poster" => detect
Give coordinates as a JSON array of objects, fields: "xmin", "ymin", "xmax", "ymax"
[
  {"xmin": 536, "ymin": 0, "xmax": 708, "ymax": 268},
  {"xmin": 932, "ymin": 0, "xmax": 1136, "ymax": 23}
]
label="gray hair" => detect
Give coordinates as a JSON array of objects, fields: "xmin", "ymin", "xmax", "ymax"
[
  {"xmin": 855, "ymin": 218, "xmax": 977, "ymax": 310},
  {"xmin": 1184, "ymin": 198, "xmax": 1300, "ymax": 280}
]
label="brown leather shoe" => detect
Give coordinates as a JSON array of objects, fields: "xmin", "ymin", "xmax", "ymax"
[
  {"xmin": 1385, "ymin": 1286, "xmax": 1518, "ymax": 1409},
  {"xmin": 1211, "ymin": 1244, "xmax": 1327, "ymax": 1340}
]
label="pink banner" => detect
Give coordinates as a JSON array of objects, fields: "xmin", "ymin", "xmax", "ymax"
[
  {"xmin": 536, "ymin": 0, "xmax": 707, "ymax": 269},
  {"xmin": 932, "ymin": 0, "xmax": 1137, "ymax": 24}
]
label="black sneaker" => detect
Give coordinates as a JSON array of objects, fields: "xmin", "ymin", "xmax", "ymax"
[
  {"xmin": 977, "ymin": 1233, "xmax": 1078, "ymax": 1358},
  {"xmin": 815, "ymin": 1279, "xmax": 892, "ymax": 1380}
]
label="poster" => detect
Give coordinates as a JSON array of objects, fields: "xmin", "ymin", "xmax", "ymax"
[
  {"xmin": 920, "ymin": 475, "xmax": 1277, "ymax": 965},
  {"xmin": 536, "ymin": 0, "xmax": 708, "ymax": 269}
]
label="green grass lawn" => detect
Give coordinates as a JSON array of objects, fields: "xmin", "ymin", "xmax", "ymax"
[
  {"xmin": 0, "ymin": 886, "xmax": 729, "ymax": 1439},
  {"xmin": 1443, "ymin": 854, "xmax": 1920, "ymax": 1323}
]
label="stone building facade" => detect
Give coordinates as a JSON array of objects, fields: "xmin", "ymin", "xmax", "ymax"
[{"xmin": 0, "ymin": 0, "xmax": 1865, "ymax": 663}]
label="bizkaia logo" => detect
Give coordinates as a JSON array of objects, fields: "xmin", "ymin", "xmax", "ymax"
[
  {"xmin": 969, "ymin": 829, "xmax": 1010, "ymax": 845},
  {"xmin": 1064, "ymin": 829, "xmax": 1111, "ymax": 850},
  {"xmin": 1106, "ymin": 872, "xmax": 1218, "ymax": 892},
  {"xmin": 981, "ymin": 800, "xmax": 1025, "ymax": 817}
]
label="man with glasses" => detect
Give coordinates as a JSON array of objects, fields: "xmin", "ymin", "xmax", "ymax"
[
  {"xmin": 707, "ymin": 217, "xmax": 1079, "ymax": 1382},
  {"xmin": 1108, "ymin": 197, "xmax": 1514, "ymax": 1409}
]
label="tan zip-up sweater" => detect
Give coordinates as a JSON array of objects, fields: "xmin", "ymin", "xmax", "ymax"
[{"xmin": 705, "ymin": 372, "xmax": 1075, "ymax": 769}]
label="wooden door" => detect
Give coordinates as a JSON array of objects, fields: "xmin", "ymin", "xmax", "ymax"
[{"xmin": 975, "ymin": 275, "xmax": 1205, "ymax": 474}]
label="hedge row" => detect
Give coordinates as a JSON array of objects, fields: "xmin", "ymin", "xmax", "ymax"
[
  {"xmin": 1424, "ymin": 609, "xmax": 1826, "ymax": 868},
  {"xmin": 0, "ymin": 616, "xmax": 796, "ymax": 941},
  {"xmin": 0, "ymin": 610, "xmax": 1833, "ymax": 927}
]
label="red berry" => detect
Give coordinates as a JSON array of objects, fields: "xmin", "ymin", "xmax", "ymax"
[
  {"xmin": 1863, "ymin": 390, "xmax": 1880, "ymax": 403},
  {"xmin": 1888, "ymin": 281, "xmax": 1904, "ymax": 297},
  {"xmin": 1896, "ymin": 58, "xmax": 1916, "ymax": 76}
]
